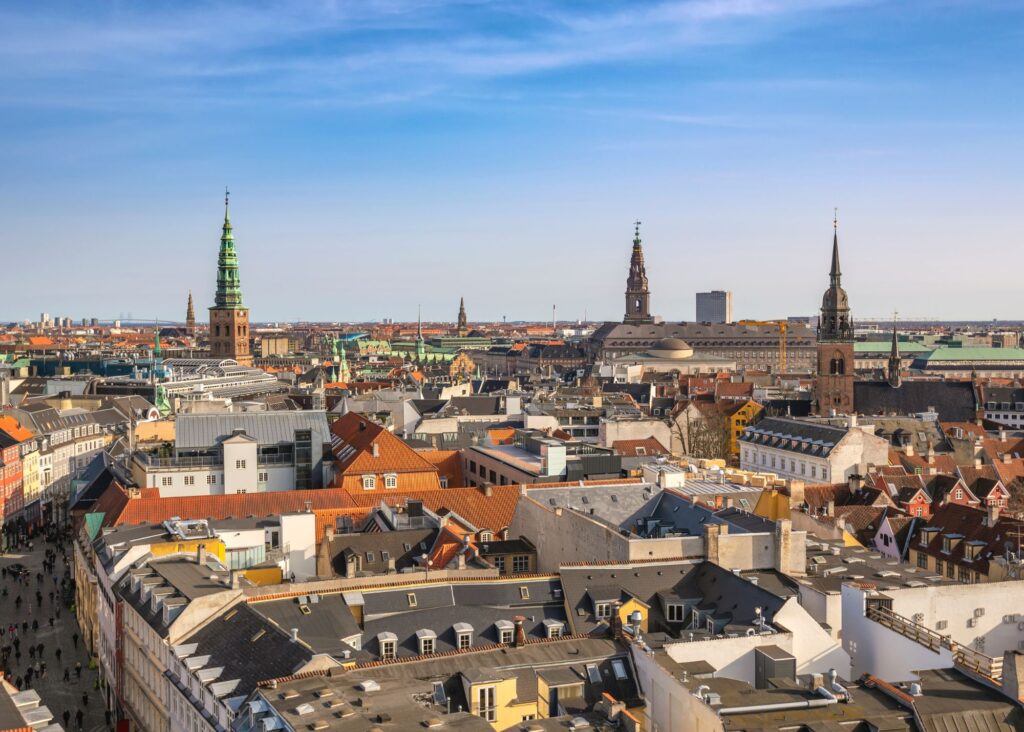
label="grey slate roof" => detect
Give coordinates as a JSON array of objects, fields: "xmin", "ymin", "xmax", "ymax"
[
  {"xmin": 323, "ymin": 528, "xmax": 437, "ymax": 576},
  {"xmin": 176, "ymin": 604, "xmax": 312, "ymax": 702},
  {"xmin": 527, "ymin": 483, "xmax": 662, "ymax": 530},
  {"xmin": 854, "ymin": 380, "xmax": 977, "ymax": 422},
  {"xmin": 739, "ymin": 416, "xmax": 850, "ymax": 457},
  {"xmin": 175, "ymin": 410, "xmax": 331, "ymax": 449},
  {"xmin": 248, "ymin": 593, "xmax": 363, "ymax": 658}
]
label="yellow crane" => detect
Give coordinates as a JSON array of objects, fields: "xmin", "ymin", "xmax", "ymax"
[{"xmin": 738, "ymin": 320, "xmax": 789, "ymax": 373}]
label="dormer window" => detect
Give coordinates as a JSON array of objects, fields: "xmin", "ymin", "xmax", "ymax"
[
  {"xmin": 377, "ymin": 632, "xmax": 397, "ymax": 661},
  {"xmin": 362, "ymin": 475, "xmax": 376, "ymax": 490},
  {"xmin": 543, "ymin": 619, "xmax": 564, "ymax": 638},
  {"xmin": 495, "ymin": 620, "xmax": 514, "ymax": 645},
  {"xmin": 416, "ymin": 629, "xmax": 437, "ymax": 655},
  {"xmin": 595, "ymin": 602, "xmax": 611, "ymax": 619},
  {"xmin": 666, "ymin": 604, "xmax": 685, "ymax": 622},
  {"xmin": 454, "ymin": 623, "xmax": 473, "ymax": 650},
  {"xmin": 384, "ymin": 474, "xmax": 397, "ymax": 489}
]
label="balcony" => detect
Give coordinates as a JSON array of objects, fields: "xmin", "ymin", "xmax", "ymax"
[{"xmin": 134, "ymin": 452, "xmax": 294, "ymax": 470}]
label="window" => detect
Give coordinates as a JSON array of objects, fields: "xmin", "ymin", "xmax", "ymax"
[
  {"xmin": 420, "ymin": 637, "xmax": 435, "ymax": 655},
  {"xmin": 365, "ymin": 552, "xmax": 375, "ymax": 563},
  {"xmin": 946, "ymin": 561, "xmax": 955, "ymax": 579},
  {"xmin": 384, "ymin": 474, "xmax": 397, "ymax": 489},
  {"xmin": 407, "ymin": 593, "xmax": 418, "ymax": 607},
  {"xmin": 476, "ymin": 686, "xmax": 496, "ymax": 722},
  {"xmin": 184, "ymin": 475, "xmax": 194, "ymax": 486},
  {"xmin": 611, "ymin": 659, "xmax": 628, "ymax": 681},
  {"xmin": 258, "ymin": 472, "xmax": 268, "ymax": 483},
  {"xmin": 666, "ymin": 604, "xmax": 685, "ymax": 622},
  {"xmin": 935, "ymin": 559, "xmax": 943, "ymax": 575},
  {"xmin": 440, "ymin": 477, "xmax": 449, "ymax": 488},
  {"xmin": 500, "ymin": 628, "xmax": 514, "ymax": 644},
  {"xmin": 958, "ymin": 566, "xmax": 971, "ymax": 583},
  {"xmin": 955, "ymin": 488, "xmax": 964, "ymax": 500},
  {"xmin": 547, "ymin": 623, "xmax": 562, "ymax": 638},
  {"xmin": 512, "ymin": 555, "xmax": 530, "ymax": 573},
  {"xmin": 635, "ymin": 446, "xmax": 646, "ymax": 456},
  {"xmin": 235, "ymin": 459, "xmax": 246, "ymax": 469},
  {"xmin": 380, "ymin": 640, "xmax": 396, "ymax": 661},
  {"xmin": 595, "ymin": 602, "xmax": 611, "ymax": 619},
  {"xmin": 362, "ymin": 475, "xmax": 376, "ymax": 490},
  {"xmin": 915, "ymin": 507, "xmax": 924, "ymax": 517},
  {"xmin": 480, "ymin": 531, "xmax": 493, "ymax": 542},
  {"xmin": 457, "ymin": 632, "xmax": 472, "ymax": 650},
  {"xmin": 161, "ymin": 476, "xmax": 172, "ymax": 487},
  {"xmin": 206, "ymin": 475, "xmax": 217, "ymax": 485},
  {"xmin": 519, "ymin": 586, "xmax": 530, "ymax": 600},
  {"xmin": 381, "ymin": 551, "xmax": 390, "ymax": 563},
  {"xmin": 493, "ymin": 556, "xmax": 505, "ymax": 573}
]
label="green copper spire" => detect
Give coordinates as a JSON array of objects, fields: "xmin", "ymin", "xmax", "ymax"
[
  {"xmin": 215, "ymin": 188, "xmax": 244, "ymax": 309},
  {"xmin": 153, "ymin": 325, "xmax": 162, "ymax": 359}
]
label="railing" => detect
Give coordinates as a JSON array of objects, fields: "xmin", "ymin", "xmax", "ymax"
[
  {"xmin": 134, "ymin": 452, "xmax": 294, "ymax": 468},
  {"xmin": 866, "ymin": 605, "xmax": 1003, "ymax": 680}
]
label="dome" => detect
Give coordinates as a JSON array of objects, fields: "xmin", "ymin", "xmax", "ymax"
[{"xmin": 649, "ymin": 337, "xmax": 694, "ymax": 359}]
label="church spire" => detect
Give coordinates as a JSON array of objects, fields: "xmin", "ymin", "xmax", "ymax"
[
  {"xmin": 185, "ymin": 290, "xmax": 196, "ymax": 337},
  {"xmin": 624, "ymin": 220, "xmax": 652, "ymax": 324},
  {"xmin": 457, "ymin": 297, "xmax": 468, "ymax": 336},
  {"xmin": 215, "ymin": 187, "xmax": 244, "ymax": 309},
  {"xmin": 830, "ymin": 208, "xmax": 842, "ymax": 288},
  {"xmin": 888, "ymin": 313, "xmax": 902, "ymax": 388}
]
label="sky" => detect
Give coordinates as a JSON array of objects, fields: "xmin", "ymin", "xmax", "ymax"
[{"xmin": 1, "ymin": 0, "xmax": 1022, "ymax": 325}]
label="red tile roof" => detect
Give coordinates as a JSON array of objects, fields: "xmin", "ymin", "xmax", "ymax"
[
  {"xmin": 107, "ymin": 487, "xmax": 358, "ymax": 527},
  {"xmin": 611, "ymin": 438, "xmax": 669, "ymax": 457},
  {"xmin": 330, "ymin": 412, "xmax": 439, "ymax": 476},
  {"xmin": 417, "ymin": 450, "xmax": 465, "ymax": 487}
]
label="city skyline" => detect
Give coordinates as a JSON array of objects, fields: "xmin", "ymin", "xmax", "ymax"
[{"xmin": 2, "ymin": 1, "xmax": 1023, "ymax": 321}]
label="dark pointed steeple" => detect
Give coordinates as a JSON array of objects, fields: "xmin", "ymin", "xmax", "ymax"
[
  {"xmin": 888, "ymin": 314, "xmax": 902, "ymax": 388},
  {"xmin": 457, "ymin": 297, "xmax": 468, "ymax": 336},
  {"xmin": 185, "ymin": 290, "xmax": 196, "ymax": 337},
  {"xmin": 818, "ymin": 210, "xmax": 854, "ymax": 342}
]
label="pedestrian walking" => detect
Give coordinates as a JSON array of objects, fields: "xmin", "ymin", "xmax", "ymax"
[
  {"xmin": 55, "ymin": 647, "xmax": 61, "ymax": 663},
  {"xmin": 75, "ymin": 708, "xmax": 83, "ymax": 731},
  {"xmin": 63, "ymin": 667, "xmax": 70, "ymax": 682},
  {"xmin": 72, "ymin": 632, "xmax": 78, "ymax": 649},
  {"xmin": 61, "ymin": 709, "xmax": 69, "ymax": 728},
  {"xmin": 74, "ymin": 661, "xmax": 81, "ymax": 678},
  {"xmin": 81, "ymin": 691, "xmax": 88, "ymax": 707},
  {"xmin": 36, "ymin": 643, "xmax": 42, "ymax": 657}
]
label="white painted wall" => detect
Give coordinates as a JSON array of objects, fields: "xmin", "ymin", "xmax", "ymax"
[
  {"xmin": 773, "ymin": 596, "xmax": 851, "ymax": 678},
  {"xmin": 665, "ymin": 633, "xmax": 795, "ymax": 685},
  {"xmin": 630, "ymin": 645, "xmax": 724, "ymax": 732},
  {"xmin": 222, "ymin": 438, "xmax": 258, "ymax": 493},
  {"xmin": 280, "ymin": 512, "xmax": 317, "ymax": 581}
]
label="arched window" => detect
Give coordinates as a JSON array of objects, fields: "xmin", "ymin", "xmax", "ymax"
[{"xmin": 830, "ymin": 352, "xmax": 845, "ymax": 375}]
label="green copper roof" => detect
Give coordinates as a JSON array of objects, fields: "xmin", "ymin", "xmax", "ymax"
[
  {"xmin": 854, "ymin": 341, "xmax": 931, "ymax": 354},
  {"xmin": 922, "ymin": 347, "xmax": 1024, "ymax": 362},
  {"xmin": 214, "ymin": 198, "xmax": 244, "ymax": 309}
]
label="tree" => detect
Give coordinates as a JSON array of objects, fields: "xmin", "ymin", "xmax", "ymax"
[{"xmin": 671, "ymin": 402, "xmax": 730, "ymax": 461}]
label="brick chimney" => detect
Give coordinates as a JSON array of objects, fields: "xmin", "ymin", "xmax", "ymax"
[
  {"xmin": 512, "ymin": 615, "xmax": 527, "ymax": 647},
  {"xmin": 609, "ymin": 601, "xmax": 624, "ymax": 640}
]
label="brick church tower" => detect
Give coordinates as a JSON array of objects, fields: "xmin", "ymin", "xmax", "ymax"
[
  {"xmin": 814, "ymin": 216, "xmax": 854, "ymax": 414},
  {"xmin": 624, "ymin": 221, "xmax": 652, "ymax": 324},
  {"xmin": 208, "ymin": 191, "xmax": 252, "ymax": 366}
]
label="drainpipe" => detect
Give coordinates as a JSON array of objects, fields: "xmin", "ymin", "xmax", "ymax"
[{"xmin": 718, "ymin": 687, "xmax": 839, "ymax": 716}]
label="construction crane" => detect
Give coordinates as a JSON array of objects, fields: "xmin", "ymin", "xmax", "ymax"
[{"xmin": 738, "ymin": 320, "xmax": 789, "ymax": 374}]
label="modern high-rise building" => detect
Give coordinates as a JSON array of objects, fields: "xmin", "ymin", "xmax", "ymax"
[
  {"xmin": 208, "ymin": 192, "xmax": 252, "ymax": 366},
  {"xmin": 696, "ymin": 290, "xmax": 733, "ymax": 323}
]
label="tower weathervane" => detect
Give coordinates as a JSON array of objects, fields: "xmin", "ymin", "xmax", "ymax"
[{"xmin": 833, "ymin": 207, "xmax": 838, "ymax": 230}]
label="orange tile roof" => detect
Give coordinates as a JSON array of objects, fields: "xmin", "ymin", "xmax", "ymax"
[
  {"xmin": 27, "ymin": 336, "xmax": 53, "ymax": 346},
  {"xmin": 337, "ymin": 472, "xmax": 442, "ymax": 493},
  {"xmin": 417, "ymin": 450, "xmax": 465, "ymax": 487},
  {"xmin": 343, "ymin": 485, "xmax": 520, "ymax": 532},
  {"xmin": 487, "ymin": 427, "xmax": 517, "ymax": 445},
  {"xmin": 110, "ymin": 487, "xmax": 357, "ymax": 527},
  {"xmin": 330, "ymin": 412, "xmax": 439, "ymax": 477},
  {"xmin": 0, "ymin": 416, "xmax": 35, "ymax": 442},
  {"xmin": 312, "ymin": 507, "xmax": 370, "ymax": 540},
  {"xmin": 611, "ymin": 438, "xmax": 669, "ymax": 457},
  {"xmin": 428, "ymin": 527, "xmax": 470, "ymax": 569}
]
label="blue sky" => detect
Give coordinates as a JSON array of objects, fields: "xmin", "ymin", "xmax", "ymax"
[{"xmin": 1, "ymin": 0, "xmax": 1022, "ymax": 324}]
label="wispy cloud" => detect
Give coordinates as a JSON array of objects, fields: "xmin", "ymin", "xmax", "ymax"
[{"xmin": 0, "ymin": 0, "xmax": 880, "ymax": 112}]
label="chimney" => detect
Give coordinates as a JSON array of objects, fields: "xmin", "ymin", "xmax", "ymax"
[
  {"xmin": 230, "ymin": 570, "xmax": 241, "ymax": 590},
  {"xmin": 1001, "ymin": 651, "xmax": 1024, "ymax": 703},
  {"xmin": 788, "ymin": 479, "xmax": 805, "ymax": 509},
  {"xmin": 290, "ymin": 628, "xmax": 299, "ymax": 642},
  {"xmin": 483, "ymin": 484, "xmax": 493, "ymax": 497},
  {"xmin": 999, "ymin": 429, "xmax": 1008, "ymax": 441},
  {"xmin": 196, "ymin": 544, "xmax": 207, "ymax": 566},
  {"xmin": 372, "ymin": 442, "xmax": 380, "ymax": 458},
  {"xmin": 512, "ymin": 616, "xmax": 527, "ymax": 647},
  {"xmin": 1003, "ymin": 453, "xmax": 1012, "ymax": 465},
  {"xmin": 987, "ymin": 502, "xmax": 1001, "ymax": 527},
  {"xmin": 847, "ymin": 414, "xmax": 858, "ymax": 429},
  {"xmin": 826, "ymin": 498, "xmax": 835, "ymax": 516},
  {"xmin": 609, "ymin": 601, "xmax": 624, "ymax": 640}
]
